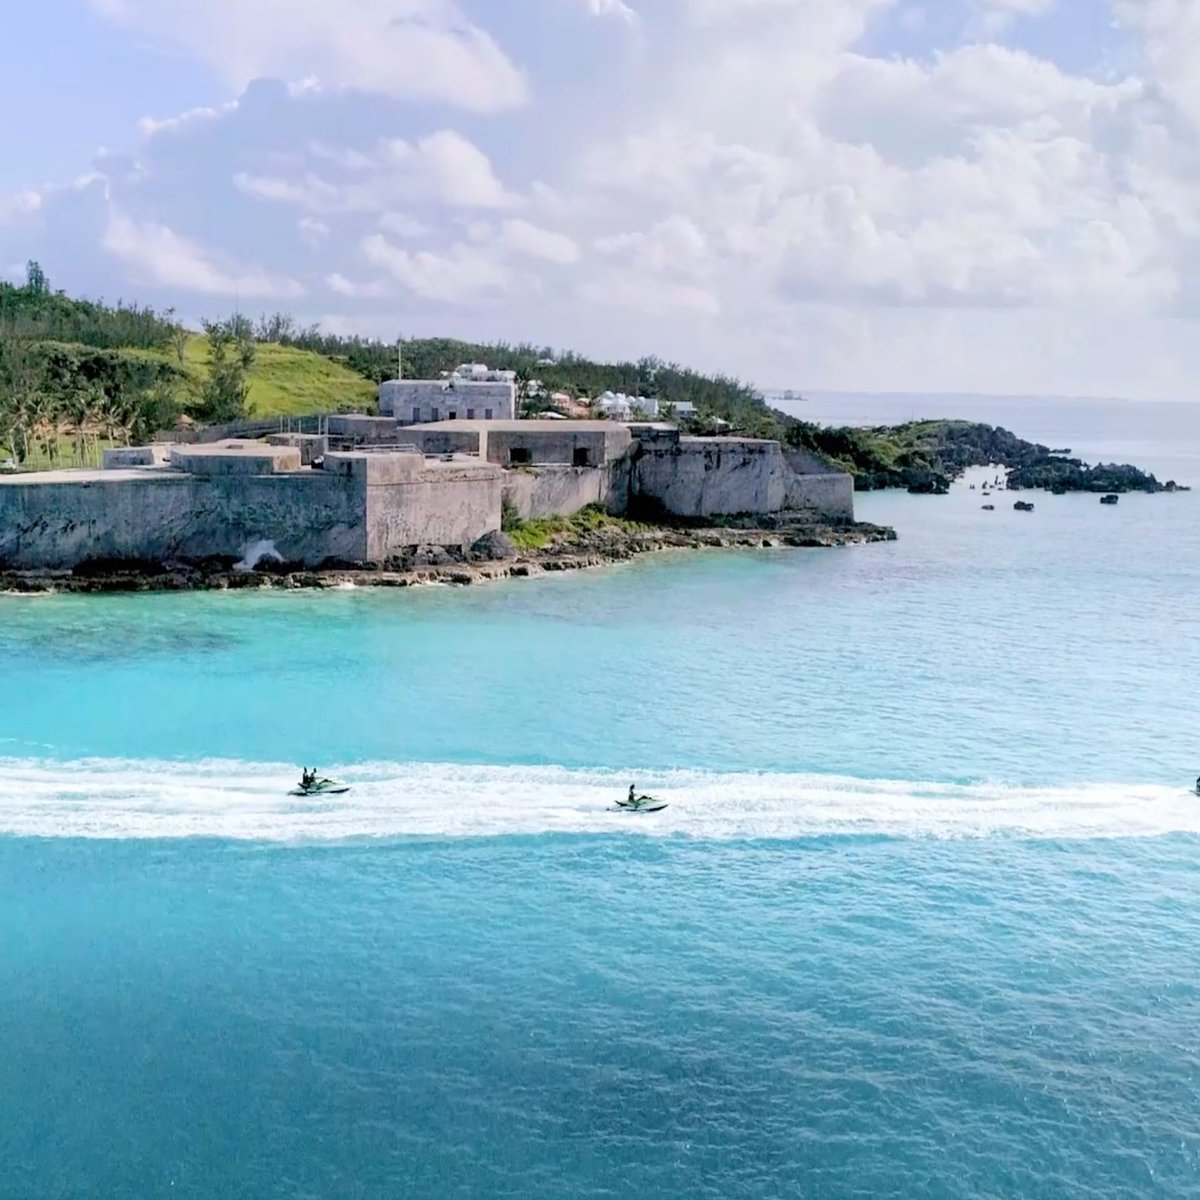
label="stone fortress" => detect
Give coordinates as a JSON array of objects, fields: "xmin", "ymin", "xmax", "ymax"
[{"xmin": 0, "ymin": 380, "xmax": 855, "ymax": 572}]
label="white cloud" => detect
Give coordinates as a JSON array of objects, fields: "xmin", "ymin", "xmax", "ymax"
[
  {"xmin": 8, "ymin": 0, "xmax": 1200, "ymax": 399},
  {"xmin": 234, "ymin": 130, "xmax": 517, "ymax": 215},
  {"xmin": 297, "ymin": 217, "xmax": 330, "ymax": 247},
  {"xmin": 596, "ymin": 215, "xmax": 710, "ymax": 271},
  {"xmin": 360, "ymin": 233, "xmax": 511, "ymax": 303},
  {"xmin": 137, "ymin": 101, "xmax": 237, "ymax": 139},
  {"xmin": 586, "ymin": 0, "xmax": 639, "ymax": 21},
  {"xmin": 327, "ymin": 271, "xmax": 391, "ymax": 298},
  {"xmin": 388, "ymin": 131, "xmax": 517, "ymax": 209},
  {"xmin": 499, "ymin": 219, "xmax": 580, "ymax": 264},
  {"xmin": 102, "ymin": 213, "xmax": 304, "ymax": 298},
  {"xmin": 379, "ymin": 212, "xmax": 430, "ymax": 239},
  {"xmin": 0, "ymin": 190, "xmax": 42, "ymax": 224},
  {"xmin": 86, "ymin": 0, "xmax": 527, "ymax": 112},
  {"xmin": 580, "ymin": 272, "xmax": 721, "ymax": 317},
  {"xmin": 971, "ymin": 0, "xmax": 1055, "ymax": 37}
]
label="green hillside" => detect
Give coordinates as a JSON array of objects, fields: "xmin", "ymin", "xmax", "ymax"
[
  {"xmin": 0, "ymin": 265, "xmax": 380, "ymax": 465},
  {"xmin": 181, "ymin": 338, "xmax": 376, "ymax": 417}
]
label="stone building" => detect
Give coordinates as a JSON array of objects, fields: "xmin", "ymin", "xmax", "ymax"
[{"xmin": 378, "ymin": 365, "xmax": 517, "ymax": 424}]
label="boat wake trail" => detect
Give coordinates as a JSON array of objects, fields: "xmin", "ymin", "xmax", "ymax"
[{"xmin": 0, "ymin": 758, "xmax": 1194, "ymax": 841}]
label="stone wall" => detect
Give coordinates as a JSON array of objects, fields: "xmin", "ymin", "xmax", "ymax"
[
  {"xmin": 0, "ymin": 453, "xmax": 503, "ymax": 569},
  {"xmin": 484, "ymin": 425, "xmax": 630, "ymax": 468},
  {"xmin": 502, "ymin": 464, "xmax": 628, "ymax": 520},
  {"xmin": 780, "ymin": 451, "xmax": 855, "ymax": 523},
  {"xmin": 266, "ymin": 433, "xmax": 329, "ymax": 466},
  {"xmin": 784, "ymin": 472, "xmax": 855, "ymax": 523},
  {"xmin": 635, "ymin": 438, "xmax": 788, "ymax": 517},
  {"xmin": 404, "ymin": 427, "xmax": 484, "ymax": 457},
  {"xmin": 0, "ymin": 471, "xmax": 367, "ymax": 569},
  {"xmin": 368, "ymin": 465, "xmax": 501, "ymax": 556}
]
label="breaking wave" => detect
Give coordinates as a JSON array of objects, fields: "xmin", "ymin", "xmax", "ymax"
[{"xmin": 0, "ymin": 758, "xmax": 1194, "ymax": 842}]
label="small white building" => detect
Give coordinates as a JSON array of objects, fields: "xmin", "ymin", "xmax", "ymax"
[
  {"xmin": 595, "ymin": 391, "xmax": 660, "ymax": 420},
  {"xmin": 452, "ymin": 363, "xmax": 518, "ymax": 384}
]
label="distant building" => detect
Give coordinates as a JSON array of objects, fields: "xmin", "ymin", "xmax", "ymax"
[
  {"xmin": 378, "ymin": 364, "xmax": 517, "ymax": 424},
  {"xmin": 452, "ymin": 363, "xmax": 518, "ymax": 384},
  {"xmin": 595, "ymin": 391, "xmax": 659, "ymax": 420}
]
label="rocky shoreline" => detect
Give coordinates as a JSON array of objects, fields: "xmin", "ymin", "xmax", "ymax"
[{"xmin": 0, "ymin": 520, "xmax": 896, "ymax": 595}]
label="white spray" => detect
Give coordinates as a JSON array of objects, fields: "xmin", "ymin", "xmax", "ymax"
[{"xmin": 234, "ymin": 539, "xmax": 285, "ymax": 573}]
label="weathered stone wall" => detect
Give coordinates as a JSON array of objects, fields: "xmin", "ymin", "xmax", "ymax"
[
  {"xmin": 784, "ymin": 472, "xmax": 855, "ymax": 523},
  {"xmin": 0, "ymin": 454, "xmax": 503, "ymax": 569},
  {"xmin": 0, "ymin": 471, "xmax": 367, "ymax": 569},
  {"xmin": 635, "ymin": 438, "xmax": 787, "ymax": 517},
  {"xmin": 482, "ymin": 425, "xmax": 631, "ymax": 468},
  {"xmin": 266, "ymin": 433, "xmax": 329, "ymax": 466},
  {"xmin": 170, "ymin": 444, "xmax": 302, "ymax": 477},
  {"xmin": 326, "ymin": 415, "xmax": 408, "ymax": 446},
  {"xmin": 365, "ymin": 463, "xmax": 502, "ymax": 556},
  {"xmin": 781, "ymin": 450, "xmax": 855, "ymax": 522},
  {"xmin": 502, "ymin": 464, "xmax": 628, "ymax": 520},
  {"xmin": 102, "ymin": 446, "xmax": 170, "ymax": 468},
  {"xmin": 404, "ymin": 428, "xmax": 484, "ymax": 457}
]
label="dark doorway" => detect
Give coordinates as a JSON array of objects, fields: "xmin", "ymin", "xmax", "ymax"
[
  {"xmin": 509, "ymin": 447, "xmax": 532, "ymax": 465},
  {"xmin": 573, "ymin": 447, "xmax": 592, "ymax": 467}
]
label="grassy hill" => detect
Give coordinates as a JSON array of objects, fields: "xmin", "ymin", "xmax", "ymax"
[{"xmin": 180, "ymin": 338, "xmax": 376, "ymax": 417}]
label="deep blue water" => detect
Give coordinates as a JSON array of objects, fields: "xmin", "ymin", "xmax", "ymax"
[{"xmin": 2, "ymin": 399, "xmax": 1199, "ymax": 1198}]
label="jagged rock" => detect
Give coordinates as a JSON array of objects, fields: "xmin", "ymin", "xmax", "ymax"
[
  {"xmin": 413, "ymin": 545, "xmax": 454, "ymax": 567},
  {"xmin": 470, "ymin": 530, "xmax": 518, "ymax": 561}
]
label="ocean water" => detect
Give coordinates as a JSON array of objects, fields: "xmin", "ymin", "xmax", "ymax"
[{"xmin": 3, "ymin": 400, "xmax": 1199, "ymax": 1198}]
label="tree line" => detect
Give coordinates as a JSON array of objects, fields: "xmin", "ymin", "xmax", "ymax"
[
  {"xmin": 262, "ymin": 319, "xmax": 780, "ymax": 434},
  {"xmin": 0, "ymin": 264, "xmax": 257, "ymax": 465}
]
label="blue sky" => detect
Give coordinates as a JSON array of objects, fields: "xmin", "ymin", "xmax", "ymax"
[{"xmin": 2, "ymin": 0, "xmax": 1199, "ymax": 399}]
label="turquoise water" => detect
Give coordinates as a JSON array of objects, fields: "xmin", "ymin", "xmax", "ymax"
[{"xmin": 3, "ymin": 414, "xmax": 1200, "ymax": 1196}]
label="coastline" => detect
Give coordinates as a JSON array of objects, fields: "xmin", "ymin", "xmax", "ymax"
[{"xmin": 0, "ymin": 520, "xmax": 895, "ymax": 595}]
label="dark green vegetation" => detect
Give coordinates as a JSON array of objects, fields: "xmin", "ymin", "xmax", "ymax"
[
  {"xmin": 0, "ymin": 271, "xmax": 1174, "ymax": 491},
  {"xmin": 0, "ymin": 267, "xmax": 372, "ymax": 465},
  {"xmin": 787, "ymin": 420, "xmax": 1179, "ymax": 493},
  {"xmin": 1008, "ymin": 457, "xmax": 1184, "ymax": 494},
  {"xmin": 274, "ymin": 324, "xmax": 770, "ymax": 428},
  {"xmin": 284, "ymin": 330, "xmax": 1173, "ymax": 493}
]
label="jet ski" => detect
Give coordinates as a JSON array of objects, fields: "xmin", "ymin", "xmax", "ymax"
[
  {"xmin": 614, "ymin": 793, "xmax": 669, "ymax": 813},
  {"xmin": 289, "ymin": 776, "xmax": 351, "ymax": 797}
]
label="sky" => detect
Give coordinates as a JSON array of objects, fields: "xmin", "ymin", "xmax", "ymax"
[{"xmin": 2, "ymin": 0, "xmax": 1199, "ymax": 399}]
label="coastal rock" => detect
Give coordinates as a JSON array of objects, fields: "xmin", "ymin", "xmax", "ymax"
[
  {"xmin": 470, "ymin": 530, "xmax": 518, "ymax": 561},
  {"xmin": 0, "ymin": 519, "xmax": 897, "ymax": 595},
  {"xmin": 413, "ymin": 545, "xmax": 455, "ymax": 567}
]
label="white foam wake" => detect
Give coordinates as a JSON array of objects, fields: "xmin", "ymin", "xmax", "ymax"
[{"xmin": 0, "ymin": 758, "xmax": 1194, "ymax": 842}]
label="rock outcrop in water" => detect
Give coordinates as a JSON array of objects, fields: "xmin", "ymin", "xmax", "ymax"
[
  {"xmin": 1007, "ymin": 457, "xmax": 1183, "ymax": 494},
  {"xmin": 785, "ymin": 419, "xmax": 1183, "ymax": 495}
]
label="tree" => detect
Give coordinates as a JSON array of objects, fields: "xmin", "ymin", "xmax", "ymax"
[
  {"xmin": 197, "ymin": 318, "xmax": 252, "ymax": 422},
  {"xmin": 0, "ymin": 331, "xmax": 43, "ymax": 462},
  {"xmin": 25, "ymin": 261, "xmax": 48, "ymax": 296},
  {"xmin": 170, "ymin": 324, "xmax": 190, "ymax": 366}
]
